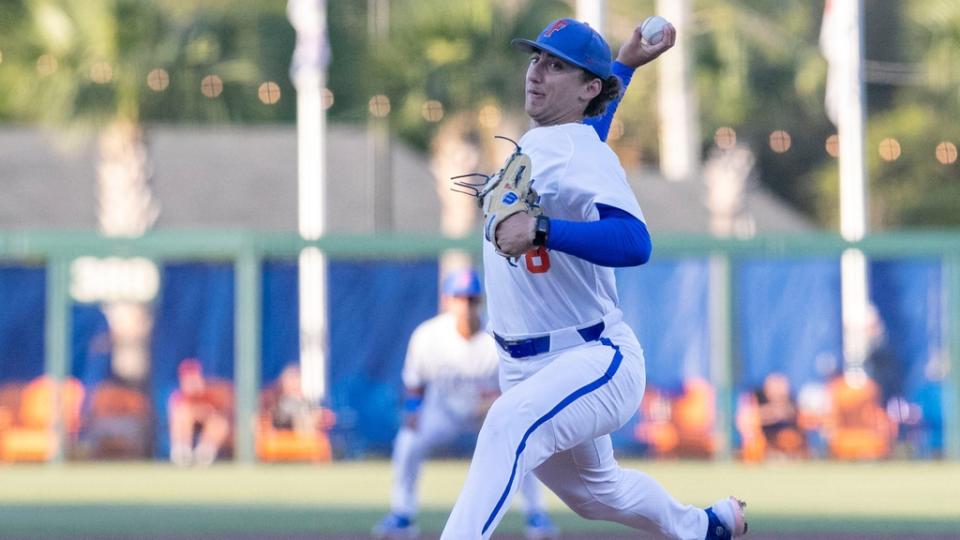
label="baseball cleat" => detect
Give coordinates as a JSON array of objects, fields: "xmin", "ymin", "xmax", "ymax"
[
  {"xmin": 524, "ymin": 511, "xmax": 559, "ymax": 540},
  {"xmin": 704, "ymin": 496, "xmax": 747, "ymax": 539},
  {"xmin": 371, "ymin": 512, "xmax": 419, "ymax": 539}
]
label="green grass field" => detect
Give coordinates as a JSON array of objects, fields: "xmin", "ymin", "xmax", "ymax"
[{"xmin": 0, "ymin": 460, "xmax": 958, "ymax": 538}]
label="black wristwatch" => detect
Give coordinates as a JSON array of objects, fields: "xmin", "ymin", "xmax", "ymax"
[{"xmin": 532, "ymin": 215, "xmax": 550, "ymax": 247}]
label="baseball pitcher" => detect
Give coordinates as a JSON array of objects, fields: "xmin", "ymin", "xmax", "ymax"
[{"xmin": 440, "ymin": 18, "xmax": 748, "ymax": 540}]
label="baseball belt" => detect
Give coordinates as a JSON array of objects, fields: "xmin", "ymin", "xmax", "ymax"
[{"xmin": 494, "ymin": 320, "xmax": 605, "ymax": 359}]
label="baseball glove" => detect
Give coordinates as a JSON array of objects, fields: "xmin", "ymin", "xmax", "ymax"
[{"xmin": 452, "ymin": 136, "xmax": 540, "ymax": 258}]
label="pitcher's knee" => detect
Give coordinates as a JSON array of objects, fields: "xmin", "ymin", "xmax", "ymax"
[
  {"xmin": 565, "ymin": 498, "xmax": 614, "ymax": 521},
  {"xmin": 553, "ymin": 474, "xmax": 632, "ymax": 521}
]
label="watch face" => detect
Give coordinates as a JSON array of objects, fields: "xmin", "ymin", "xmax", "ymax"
[{"xmin": 534, "ymin": 216, "xmax": 549, "ymax": 246}]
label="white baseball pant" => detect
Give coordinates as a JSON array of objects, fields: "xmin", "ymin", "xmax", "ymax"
[{"xmin": 440, "ymin": 321, "xmax": 708, "ymax": 539}]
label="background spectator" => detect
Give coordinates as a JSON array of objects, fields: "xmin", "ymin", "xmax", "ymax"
[
  {"xmin": 168, "ymin": 358, "xmax": 232, "ymax": 466},
  {"xmin": 269, "ymin": 363, "xmax": 334, "ymax": 434},
  {"xmin": 755, "ymin": 372, "xmax": 805, "ymax": 459}
]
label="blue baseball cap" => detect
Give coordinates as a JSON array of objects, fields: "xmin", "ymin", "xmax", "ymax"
[
  {"xmin": 442, "ymin": 269, "xmax": 482, "ymax": 298},
  {"xmin": 511, "ymin": 18, "xmax": 612, "ymax": 79}
]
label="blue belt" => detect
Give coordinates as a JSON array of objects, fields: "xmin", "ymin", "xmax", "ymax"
[{"xmin": 493, "ymin": 321, "xmax": 605, "ymax": 359}]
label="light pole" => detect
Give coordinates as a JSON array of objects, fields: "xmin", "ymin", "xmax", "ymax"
[
  {"xmin": 822, "ymin": 0, "xmax": 871, "ymax": 374},
  {"xmin": 289, "ymin": 0, "xmax": 331, "ymax": 403}
]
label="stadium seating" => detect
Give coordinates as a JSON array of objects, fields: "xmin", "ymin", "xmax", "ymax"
[
  {"xmin": 0, "ymin": 376, "xmax": 84, "ymax": 462},
  {"xmin": 826, "ymin": 375, "xmax": 894, "ymax": 460},
  {"xmin": 255, "ymin": 384, "xmax": 334, "ymax": 463},
  {"xmin": 735, "ymin": 392, "xmax": 767, "ymax": 462},
  {"xmin": 634, "ymin": 378, "xmax": 717, "ymax": 458},
  {"xmin": 83, "ymin": 380, "xmax": 151, "ymax": 459}
]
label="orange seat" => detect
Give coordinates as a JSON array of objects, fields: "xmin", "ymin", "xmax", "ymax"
[
  {"xmin": 826, "ymin": 376, "xmax": 893, "ymax": 460},
  {"xmin": 0, "ymin": 428, "xmax": 56, "ymax": 461},
  {"xmin": 85, "ymin": 381, "xmax": 151, "ymax": 459},
  {"xmin": 0, "ymin": 376, "xmax": 84, "ymax": 462},
  {"xmin": 735, "ymin": 392, "xmax": 766, "ymax": 463},
  {"xmin": 634, "ymin": 388, "xmax": 679, "ymax": 457},
  {"xmin": 635, "ymin": 379, "xmax": 717, "ymax": 459},
  {"xmin": 256, "ymin": 417, "xmax": 333, "ymax": 462},
  {"xmin": 91, "ymin": 382, "xmax": 149, "ymax": 418},
  {"xmin": 255, "ymin": 385, "xmax": 334, "ymax": 463},
  {"xmin": 0, "ymin": 382, "xmax": 24, "ymax": 432},
  {"xmin": 672, "ymin": 378, "xmax": 717, "ymax": 458}
]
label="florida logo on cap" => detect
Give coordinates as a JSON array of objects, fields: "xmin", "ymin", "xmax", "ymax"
[
  {"xmin": 443, "ymin": 268, "xmax": 482, "ymax": 297},
  {"xmin": 543, "ymin": 19, "xmax": 568, "ymax": 37}
]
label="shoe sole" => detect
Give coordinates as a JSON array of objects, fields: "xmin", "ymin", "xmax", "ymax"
[{"xmin": 727, "ymin": 496, "xmax": 748, "ymax": 537}]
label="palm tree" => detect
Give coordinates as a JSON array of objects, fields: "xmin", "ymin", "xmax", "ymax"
[
  {"xmin": 813, "ymin": 2, "xmax": 960, "ymax": 228},
  {"xmin": 0, "ymin": 0, "xmax": 265, "ymax": 381},
  {"xmin": 344, "ymin": 0, "xmax": 567, "ymax": 270},
  {"xmin": 690, "ymin": 1, "xmax": 831, "ymax": 217}
]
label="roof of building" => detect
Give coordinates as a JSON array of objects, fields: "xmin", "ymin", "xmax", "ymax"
[
  {"xmin": 628, "ymin": 165, "xmax": 813, "ymax": 235},
  {"xmin": 0, "ymin": 124, "xmax": 813, "ymax": 235}
]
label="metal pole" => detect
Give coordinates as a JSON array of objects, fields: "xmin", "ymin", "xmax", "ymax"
[
  {"xmin": 837, "ymin": 0, "xmax": 868, "ymax": 245},
  {"xmin": 832, "ymin": 0, "xmax": 871, "ymax": 371},
  {"xmin": 576, "ymin": 0, "xmax": 605, "ymax": 31},
  {"xmin": 44, "ymin": 257, "xmax": 71, "ymax": 464},
  {"xmin": 656, "ymin": 0, "xmax": 700, "ymax": 182},
  {"xmin": 709, "ymin": 255, "xmax": 734, "ymax": 460},
  {"xmin": 289, "ymin": 0, "xmax": 330, "ymax": 402},
  {"xmin": 299, "ymin": 247, "xmax": 327, "ymax": 402},
  {"xmin": 233, "ymin": 247, "xmax": 262, "ymax": 464},
  {"xmin": 369, "ymin": 0, "xmax": 392, "ymax": 232},
  {"xmin": 370, "ymin": 121, "xmax": 392, "ymax": 232},
  {"xmin": 944, "ymin": 255, "xmax": 960, "ymax": 459}
]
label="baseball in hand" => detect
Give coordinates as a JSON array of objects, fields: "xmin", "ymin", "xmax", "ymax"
[{"xmin": 640, "ymin": 15, "xmax": 670, "ymax": 45}]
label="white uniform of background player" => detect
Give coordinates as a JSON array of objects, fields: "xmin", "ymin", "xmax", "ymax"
[
  {"xmin": 374, "ymin": 269, "xmax": 556, "ymax": 539},
  {"xmin": 440, "ymin": 18, "xmax": 747, "ymax": 540}
]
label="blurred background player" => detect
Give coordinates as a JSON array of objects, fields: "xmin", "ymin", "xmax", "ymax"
[
  {"xmin": 168, "ymin": 358, "xmax": 232, "ymax": 467},
  {"xmin": 373, "ymin": 269, "xmax": 557, "ymax": 540}
]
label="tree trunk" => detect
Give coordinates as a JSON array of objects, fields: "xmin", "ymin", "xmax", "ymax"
[
  {"xmin": 96, "ymin": 121, "xmax": 160, "ymax": 382},
  {"xmin": 430, "ymin": 111, "xmax": 525, "ymax": 278},
  {"xmin": 431, "ymin": 114, "xmax": 483, "ymax": 275},
  {"xmin": 97, "ymin": 122, "xmax": 159, "ymax": 237}
]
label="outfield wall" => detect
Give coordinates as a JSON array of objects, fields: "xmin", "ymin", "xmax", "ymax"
[{"xmin": 0, "ymin": 230, "xmax": 957, "ymax": 462}]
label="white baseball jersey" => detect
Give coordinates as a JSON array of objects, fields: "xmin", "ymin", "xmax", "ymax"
[
  {"xmin": 402, "ymin": 312, "xmax": 499, "ymax": 418},
  {"xmin": 484, "ymin": 123, "xmax": 645, "ymax": 337},
  {"xmin": 445, "ymin": 122, "xmax": 710, "ymax": 540},
  {"xmin": 391, "ymin": 311, "xmax": 550, "ymax": 518}
]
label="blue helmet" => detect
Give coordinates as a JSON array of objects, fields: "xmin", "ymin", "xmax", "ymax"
[{"xmin": 442, "ymin": 268, "xmax": 482, "ymax": 298}]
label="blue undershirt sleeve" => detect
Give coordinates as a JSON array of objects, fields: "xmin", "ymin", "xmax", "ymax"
[
  {"xmin": 546, "ymin": 204, "xmax": 652, "ymax": 267},
  {"xmin": 583, "ymin": 61, "xmax": 636, "ymax": 142}
]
